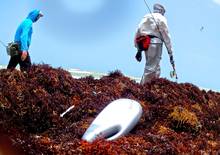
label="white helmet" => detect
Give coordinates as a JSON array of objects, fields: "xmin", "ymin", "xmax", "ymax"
[{"xmin": 153, "ymin": 3, "xmax": 166, "ymax": 15}]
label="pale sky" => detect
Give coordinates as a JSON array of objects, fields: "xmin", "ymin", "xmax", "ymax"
[{"xmin": 0, "ymin": 0, "xmax": 220, "ymax": 91}]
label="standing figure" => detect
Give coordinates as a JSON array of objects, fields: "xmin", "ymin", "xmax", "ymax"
[
  {"xmin": 134, "ymin": 3, "xmax": 176, "ymax": 84},
  {"xmin": 7, "ymin": 9, "xmax": 43, "ymax": 72}
]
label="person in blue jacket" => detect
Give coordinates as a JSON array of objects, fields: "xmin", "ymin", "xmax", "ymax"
[{"xmin": 7, "ymin": 9, "xmax": 43, "ymax": 72}]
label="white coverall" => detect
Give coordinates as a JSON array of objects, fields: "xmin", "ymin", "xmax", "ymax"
[{"xmin": 135, "ymin": 13, "xmax": 173, "ymax": 84}]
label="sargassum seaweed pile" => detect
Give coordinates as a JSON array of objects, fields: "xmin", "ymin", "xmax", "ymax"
[{"xmin": 0, "ymin": 64, "xmax": 219, "ymax": 154}]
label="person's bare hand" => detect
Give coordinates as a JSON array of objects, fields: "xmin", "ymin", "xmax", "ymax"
[{"xmin": 21, "ymin": 51, "xmax": 28, "ymax": 61}]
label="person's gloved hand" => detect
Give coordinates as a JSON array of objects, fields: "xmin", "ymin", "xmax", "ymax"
[
  {"xmin": 170, "ymin": 70, "xmax": 177, "ymax": 78},
  {"xmin": 135, "ymin": 51, "xmax": 142, "ymax": 62},
  {"xmin": 21, "ymin": 51, "xmax": 28, "ymax": 61},
  {"xmin": 170, "ymin": 55, "xmax": 174, "ymax": 65}
]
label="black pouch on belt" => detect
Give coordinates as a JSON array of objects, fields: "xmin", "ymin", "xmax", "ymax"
[{"xmin": 6, "ymin": 42, "xmax": 20, "ymax": 57}]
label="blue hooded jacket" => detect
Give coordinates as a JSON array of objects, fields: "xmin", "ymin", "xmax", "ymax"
[{"xmin": 14, "ymin": 9, "xmax": 40, "ymax": 51}]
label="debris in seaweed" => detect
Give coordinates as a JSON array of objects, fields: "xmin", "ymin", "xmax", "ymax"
[{"xmin": 168, "ymin": 106, "xmax": 202, "ymax": 133}]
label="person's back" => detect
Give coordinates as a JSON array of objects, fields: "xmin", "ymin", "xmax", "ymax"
[
  {"xmin": 14, "ymin": 19, "xmax": 33, "ymax": 49},
  {"xmin": 137, "ymin": 12, "xmax": 168, "ymax": 39}
]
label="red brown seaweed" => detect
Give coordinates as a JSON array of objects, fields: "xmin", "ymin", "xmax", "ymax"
[{"xmin": 0, "ymin": 64, "xmax": 219, "ymax": 154}]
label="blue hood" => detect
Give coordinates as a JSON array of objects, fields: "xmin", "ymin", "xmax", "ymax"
[{"xmin": 27, "ymin": 9, "xmax": 40, "ymax": 22}]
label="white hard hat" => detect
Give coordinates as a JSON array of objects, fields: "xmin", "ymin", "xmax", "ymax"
[{"xmin": 153, "ymin": 3, "xmax": 166, "ymax": 15}]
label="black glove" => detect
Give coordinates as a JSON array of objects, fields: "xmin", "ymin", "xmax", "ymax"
[
  {"xmin": 170, "ymin": 55, "xmax": 175, "ymax": 66},
  {"xmin": 135, "ymin": 51, "xmax": 142, "ymax": 62}
]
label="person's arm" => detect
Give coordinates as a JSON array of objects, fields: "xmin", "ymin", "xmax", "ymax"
[
  {"xmin": 159, "ymin": 19, "xmax": 173, "ymax": 57},
  {"xmin": 134, "ymin": 29, "xmax": 142, "ymax": 62},
  {"xmin": 159, "ymin": 18, "xmax": 177, "ymax": 78},
  {"xmin": 20, "ymin": 22, "xmax": 32, "ymax": 51},
  {"xmin": 134, "ymin": 15, "xmax": 149, "ymax": 47},
  {"xmin": 20, "ymin": 21, "xmax": 32, "ymax": 61}
]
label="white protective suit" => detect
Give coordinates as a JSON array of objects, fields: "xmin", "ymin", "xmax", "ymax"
[{"xmin": 135, "ymin": 12, "xmax": 173, "ymax": 84}]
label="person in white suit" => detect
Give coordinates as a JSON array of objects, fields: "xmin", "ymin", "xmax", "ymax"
[{"xmin": 134, "ymin": 3, "xmax": 176, "ymax": 84}]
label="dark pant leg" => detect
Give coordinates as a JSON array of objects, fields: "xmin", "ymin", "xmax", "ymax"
[
  {"xmin": 19, "ymin": 52, "xmax": 31, "ymax": 72},
  {"xmin": 7, "ymin": 54, "xmax": 20, "ymax": 70}
]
